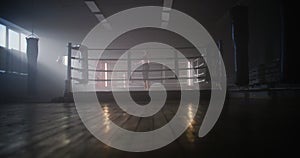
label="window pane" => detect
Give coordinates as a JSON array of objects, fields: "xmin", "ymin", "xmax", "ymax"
[
  {"xmin": 0, "ymin": 24, "xmax": 6, "ymax": 47},
  {"xmin": 21, "ymin": 33, "xmax": 27, "ymax": 53},
  {"xmin": 8, "ymin": 29, "xmax": 20, "ymax": 50}
]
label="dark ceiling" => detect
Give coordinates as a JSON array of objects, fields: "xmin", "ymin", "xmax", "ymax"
[
  {"xmin": 95, "ymin": 0, "xmax": 239, "ymax": 28},
  {"xmin": 0, "ymin": 0, "xmax": 240, "ymax": 40}
]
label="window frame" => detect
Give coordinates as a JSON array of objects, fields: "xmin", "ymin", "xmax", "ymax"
[{"xmin": 0, "ymin": 18, "xmax": 31, "ymax": 53}]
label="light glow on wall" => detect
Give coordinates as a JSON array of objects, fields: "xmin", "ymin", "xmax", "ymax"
[
  {"xmin": 20, "ymin": 33, "xmax": 27, "ymax": 53},
  {"xmin": 104, "ymin": 62, "xmax": 108, "ymax": 87},
  {"xmin": 187, "ymin": 61, "xmax": 193, "ymax": 86}
]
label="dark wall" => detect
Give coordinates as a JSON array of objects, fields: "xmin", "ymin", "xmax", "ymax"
[
  {"xmin": 214, "ymin": 12, "xmax": 235, "ymax": 85},
  {"xmin": 281, "ymin": 0, "xmax": 299, "ymax": 83},
  {"xmin": 213, "ymin": 0, "xmax": 282, "ymax": 86},
  {"xmin": 247, "ymin": 0, "xmax": 281, "ymax": 67}
]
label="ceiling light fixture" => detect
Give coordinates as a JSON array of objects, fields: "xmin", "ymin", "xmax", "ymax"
[{"xmin": 85, "ymin": 1, "xmax": 100, "ymax": 13}]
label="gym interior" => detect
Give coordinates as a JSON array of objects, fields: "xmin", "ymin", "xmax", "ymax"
[{"xmin": 0, "ymin": 0, "xmax": 297, "ymax": 158}]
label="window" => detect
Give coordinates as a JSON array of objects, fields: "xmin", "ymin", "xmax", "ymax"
[
  {"xmin": 0, "ymin": 24, "xmax": 6, "ymax": 47},
  {"xmin": 20, "ymin": 33, "xmax": 27, "ymax": 53},
  {"xmin": 8, "ymin": 29, "xmax": 19, "ymax": 50}
]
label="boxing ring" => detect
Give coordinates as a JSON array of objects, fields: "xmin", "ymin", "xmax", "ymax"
[{"xmin": 64, "ymin": 42, "xmax": 217, "ymax": 94}]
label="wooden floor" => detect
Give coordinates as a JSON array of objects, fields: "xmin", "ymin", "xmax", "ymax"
[{"xmin": 0, "ymin": 97, "xmax": 298, "ymax": 158}]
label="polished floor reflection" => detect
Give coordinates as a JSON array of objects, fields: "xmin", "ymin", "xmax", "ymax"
[{"xmin": 0, "ymin": 97, "xmax": 298, "ymax": 158}]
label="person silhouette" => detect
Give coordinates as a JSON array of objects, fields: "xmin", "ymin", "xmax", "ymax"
[
  {"xmin": 141, "ymin": 59, "xmax": 150, "ymax": 89},
  {"xmin": 130, "ymin": 51, "xmax": 151, "ymax": 90}
]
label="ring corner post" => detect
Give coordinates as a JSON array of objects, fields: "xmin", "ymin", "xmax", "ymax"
[{"xmin": 64, "ymin": 42, "xmax": 72, "ymax": 96}]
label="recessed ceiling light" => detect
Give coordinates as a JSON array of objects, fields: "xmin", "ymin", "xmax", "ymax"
[
  {"xmin": 85, "ymin": 1, "xmax": 100, "ymax": 13},
  {"xmin": 162, "ymin": 12, "xmax": 170, "ymax": 21},
  {"xmin": 95, "ymin": 14, "xmax": 105, "ymax": 21},
  {"xmin": 161, "ymin": 21, "xmax": 168, "ymax": 28},
  {"xmin": 163, "ymin": 0, "xmax": 173, "ymax": 10}
]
